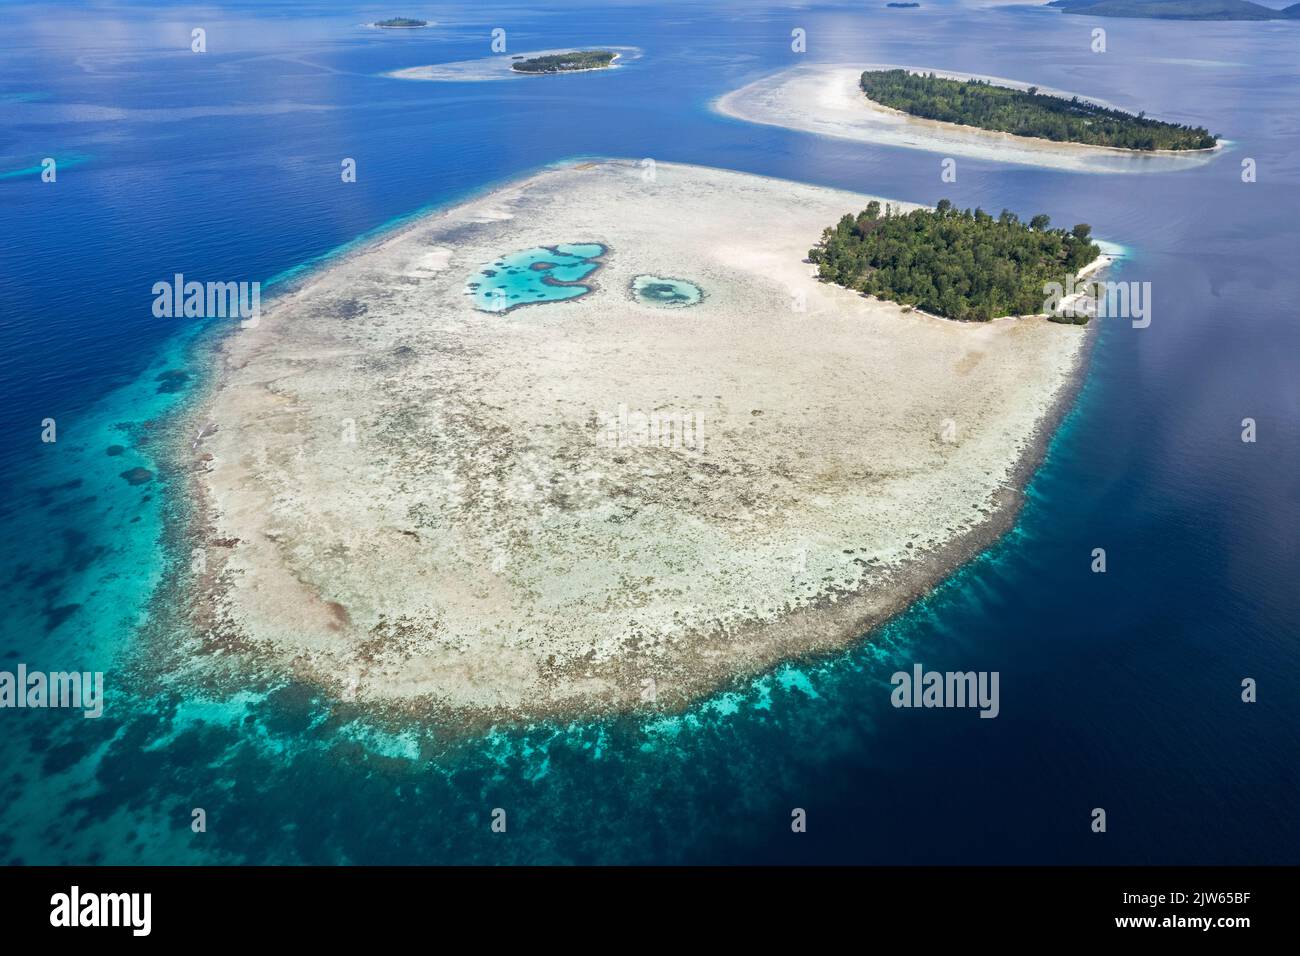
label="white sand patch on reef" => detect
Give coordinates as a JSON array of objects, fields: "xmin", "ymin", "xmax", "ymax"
[
  {"xmin": 404, "ymin": 247, "xmax": 452, "ymax": 277},
  {"xmin": 183, "ymin": 160, "xmax": 1091, "ymax": 721},
  {"xmin": 715, "ymin": 64, "xmax": 1223, "ymax": 174}
]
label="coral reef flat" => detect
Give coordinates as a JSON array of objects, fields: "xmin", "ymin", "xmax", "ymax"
[{"xmin": 181, "ymin": 160, "xmax": 1089, "ymax": 721}]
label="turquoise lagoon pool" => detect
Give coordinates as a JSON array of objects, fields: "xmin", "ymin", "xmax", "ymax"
[
  {"xmin": 466, "ymin": 243, "xmax": 606, "ymax": 312},
  {"xmin": 631, "ymin": 274, "xmax": 703, "ymax": 308}
]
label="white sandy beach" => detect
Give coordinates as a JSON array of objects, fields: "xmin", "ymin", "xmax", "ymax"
[
  {"xmin": 181, "ymin": 160, "xmax": 1092, "ymax": 720},
  {"xmin": 715, "ymin": 64, "xmax": 1223, "ymax": 174}
]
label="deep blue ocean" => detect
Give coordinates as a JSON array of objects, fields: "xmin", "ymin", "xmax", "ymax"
[{"xmin": 1, "ymin": 0, "xmax": 1296, "ymax": 864}]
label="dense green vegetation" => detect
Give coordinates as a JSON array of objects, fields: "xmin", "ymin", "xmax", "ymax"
[
  {"xmin": 807, "ymin": 200, "xmax": 1101, "ymax": 322},
  {"xmin": 1049, "ymin": 0, "xmax": 1300, "ymax": 20},
  {"xmin": 374, "ymin": 17, "xmax": 428, "ymax": 28},
  {"xmin": 511, "ymin": 50, "xmax": 617, "ymax": 74},
  {"xmin": 860, "ymin": 69, "xmax": 1217, "ymax": 150}
]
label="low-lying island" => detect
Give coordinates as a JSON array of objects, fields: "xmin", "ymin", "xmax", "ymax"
[
  {"xmin": 175, "ymin": 160, "xmax": 1095, "ymax": 724},
  {"xmin": 717, "ymin": 63, "xmax": 1224, "ymax": 174}
]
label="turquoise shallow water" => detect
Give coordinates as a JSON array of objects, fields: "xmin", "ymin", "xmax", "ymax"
[
  {"xmin": 0, "ymin": 150, "xmax": 89, "ymax": 180},
  {"xmin": 467, "ymin": 243, "xmax": 606, "ymax": 312}
]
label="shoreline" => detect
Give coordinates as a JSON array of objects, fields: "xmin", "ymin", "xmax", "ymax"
[
  {"xmin": 715, "ymin": 64, "xmax": 1224, "ymax": 173},
  {"xmin": 151, "ymin": 159, "xmax": 1102, "ymax": 730},
  {"xmin": 858, "ymin": 90, "xmax": 1220, "ymax": 159},
  {"xmin": 873, "ymin": 251, "xmax": 1119, "ymax": 324}
]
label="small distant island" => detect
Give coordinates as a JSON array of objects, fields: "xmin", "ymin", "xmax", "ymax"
[
  {"xmin": 860, "ymin": 70, "xmax": 1217, "ymax": 151},
  {"xmin": 510, "ymin": 50, "xmax": 618, "ymax": 74},
  {"xmin": 809, "ymin": 200, "xmax": 1101, "ymax": 322},
  {"xmin": 1048, "ymin": 0, "xmax": 1300, "ymax": 20}
]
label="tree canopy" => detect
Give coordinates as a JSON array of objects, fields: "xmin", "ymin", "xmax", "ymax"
[
  {"xmin": 860, "ymin": 69, "xmax": 1216, "ymax": 150},
  {"xmin": 511, "ymin": 51, "xmax": 617, "ymax": 74},
  {"xmin": 808, "ymin": 200, "xmax": 1101, "ymax": 322}
]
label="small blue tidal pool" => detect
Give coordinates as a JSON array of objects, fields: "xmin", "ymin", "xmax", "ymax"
[{"xmin": 631, "ymin": 274, "xmax": 703, "ymax": 308}]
